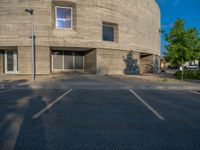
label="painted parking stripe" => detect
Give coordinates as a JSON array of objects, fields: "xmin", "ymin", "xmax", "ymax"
[
  {"xmin": 0, "ymin": 89, "xmax": 12, "ymax": 94},
  {"xmin": 32, "ymin": 89, "xmax": 73, "ymax": 119},
  {"xmin": 129, "ymin": 89, "xmax": 165, "ymax": 120},
  {"xmin": 191, "ymin": 91, "xmax": 200, "ymax": 95}
]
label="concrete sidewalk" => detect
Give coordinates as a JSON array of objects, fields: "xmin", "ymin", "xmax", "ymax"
[{"xmin": 0, "ymin": 73, "xmax": 199, "ymax": 91}]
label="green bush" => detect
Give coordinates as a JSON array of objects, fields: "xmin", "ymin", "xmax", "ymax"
[{"xmin": 174, "ymin": 70, "xmax": 200, "ymax": 80}]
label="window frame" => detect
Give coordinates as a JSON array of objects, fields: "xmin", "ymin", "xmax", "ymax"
[
  {"xmin": 51, "ymin": 51, "xmax": 85, "ymax": 71},
  {"xmin": 55, "ymin": 6, "xmax": 73, "ymax": 29},
  {"xmin": 52, "ymin": 51, "xmax": 64, "ymax": 70},
  {"xmin": 102, "ymin": 23, "xmax": 117, "ymax": 42}
]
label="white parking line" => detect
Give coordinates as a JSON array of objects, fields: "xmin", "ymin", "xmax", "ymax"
[
  {"xmin": 0, "ymin": 89, "xmax": 12, "ymax": 94},
  {"xmin": 191, "ymin": 91, "xmax": 200, "ymax": 95},
  {"xmin": 129, "ymin": 89, "xmax": 165, "ymax": 121},
  {"xmin": 32, "ymin": 89, "xmax": 73, "ymax": 119}
]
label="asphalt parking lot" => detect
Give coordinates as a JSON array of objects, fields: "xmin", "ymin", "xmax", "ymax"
[{"xmin": 0, "ymin": 75, "xmax": 200, "ymax": 150}]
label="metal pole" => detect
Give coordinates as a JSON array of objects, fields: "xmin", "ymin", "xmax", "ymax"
[
  {"xmin": 31, "ymin": 13, "xmax": 35, "ymax": 81},
  {"xmin": 25, "ymin": 9, "xmax": 35, "ymax": 81}
]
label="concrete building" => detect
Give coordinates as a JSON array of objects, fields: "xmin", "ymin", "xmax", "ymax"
[{"xmin": 0, "ymin": 0, "xmax": 160, "ymax": 75}]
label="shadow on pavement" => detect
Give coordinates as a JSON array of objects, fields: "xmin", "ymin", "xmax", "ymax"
[
  {"xmin": 0, "ymin": 79, "xmax": 29, "ymax": 89},
  {"xmin": 14, "ymin": 96, "xmax": 48, "ymax": 150},
  {"xmin": 0, "ymin": 80, "xmax": 33, "ymax": 150}
]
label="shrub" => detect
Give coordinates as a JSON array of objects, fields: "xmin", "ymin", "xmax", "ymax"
[
  {"xmin": 160, "ymin": 78, "xmax": 168, "ymax": 82},
  {"xmin": 174, "ymin": 70, "xmax": 200, "ymax": 80}
]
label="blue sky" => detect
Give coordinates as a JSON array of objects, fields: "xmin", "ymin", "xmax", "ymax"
[{"xmin": 156, "ymin": 0, "xmax": 200, "ymax": 55}]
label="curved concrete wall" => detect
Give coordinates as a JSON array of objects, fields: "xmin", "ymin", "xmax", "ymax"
[{"xmin": 0, "ymin": 0, "xmax": 160, "ymax": 56}]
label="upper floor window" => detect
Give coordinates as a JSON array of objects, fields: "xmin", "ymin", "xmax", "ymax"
[
  {"xmin": 55, "ymin": 6, "xmax": 73, "ymax": 29},
  {"xmin": 102, "ymin": 22, "xmax": 118, "ymax": 42},
  {"xmin": 103, "ymin": 25, "xmax": 114, "ymax": 42}
]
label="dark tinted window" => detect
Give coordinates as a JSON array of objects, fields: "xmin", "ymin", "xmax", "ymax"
[
  {"xmin": 74, "ymin": 52, "xmax": 84, "ymax": 69},
  {"xmin": 103, "ymin": 25, "xmax": 115, "ymax": 42},
  {"xmin": 64, "ymin": 51, "xmax": 73, "ymax": 69}
]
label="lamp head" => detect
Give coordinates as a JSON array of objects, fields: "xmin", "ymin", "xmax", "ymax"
[{"xmin": 25, "ymin": 9, "xmax": 33, "ymax": 15}]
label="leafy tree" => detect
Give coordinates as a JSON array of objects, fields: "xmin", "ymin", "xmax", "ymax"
[
  {"xmin": 164, "ymin": 18, "xmax": 200, "ymax": 80},
  {"xmin": 185, "ymin": 28, "xmax": 199, "ymax": 62},
  {"xmin": 193, "ymin": 39, "xmax": 200, "ymax": 65},
  {"xmin": 165, "ymin": 19, "xmax": 188, "ymax": 66}
]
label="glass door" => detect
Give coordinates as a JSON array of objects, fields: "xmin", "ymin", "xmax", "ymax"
[{"xmin": 5, "ymin": 50, "xmax": 18, "ymax": 73}]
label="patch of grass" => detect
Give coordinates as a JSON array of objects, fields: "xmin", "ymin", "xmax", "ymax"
[{"xmin": 160, "ymin": 78, "xmax": 168, "ymax": 82}]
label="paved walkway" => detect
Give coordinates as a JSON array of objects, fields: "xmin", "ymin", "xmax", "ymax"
[{"xmin": 0, "ymin": 73, "xmax": 199, "ymax": 90}]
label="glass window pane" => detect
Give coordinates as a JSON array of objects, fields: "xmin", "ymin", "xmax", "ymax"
[
  {"xmin": 103, "ymin": 25, "xmax": 115, "ymax": 42},
  {"xmin": 7, "ymin": 51, "xmax": 14, "ymax": 71},
  {"xmin": 56, "ymin": 20, "xmax": 66, "ymax": 29},
  {"xmin": 56, "ymin": 7, "xmax": 72, "ymax": 29},
  {"xmin": 64, "ymin": 52, "xmax": 73, "ymax": 69},
  {"xmin": 56, "ymin": 20, "xmax": 72, "ymax": 29},
  {"xmin": 52, "ymin": 51, "xmax": 63, "ymax": 69},
  {"xmin": 75, "ymin": 52, "xmax": 84, "ymax": 69}
]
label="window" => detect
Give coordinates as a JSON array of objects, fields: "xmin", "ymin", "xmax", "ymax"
[
  {"xmin": 64, "ymin": 51, "xmax": 73, "ymax": 69},
  {"xmin": 103, "ymin": 25, "xmax": 114, "ymax": 41},
  {"xmin": 52, "ymin": 51, "xmax": 63, "ymax": 69},
  {"xmin": 103, "ymin": 23, "xmax": 118, "ymax": 42},
  {"xmin": 74, "ymin": 52, "xmax": 84, "ymax": 69},
  {"xmin": 52, "ymin": 51, "xmax": 84, "ymax": 70},
  {"xmin": 55, "ymin": 6, "xmax": 73, "ymax": 29}
]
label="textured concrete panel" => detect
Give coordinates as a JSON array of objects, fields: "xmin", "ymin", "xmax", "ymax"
[
  {"xmin": 84, "ymin": 50, "xmax": 97, "ymax": 74},
  {"xmin": 97, "ymin": 49, "xmax": 140, "ymax": 75},
  {"xmin": 18, "ymin": 46, "xmax": 50, "ymax": 74},
  {"xmin": 153, "ymin": 55, "xmax": 161, "ymax": 73},
  {"xmin": 18, "ymin": 47, "xmax": 32, "ymax": 74},
  {"xmin": 140, "ymin": 54, "xmax": 160, "ymax": 74},
  {"xmin": 0, "ymin": 0, "xmax": 160, "ymax": 55},
  {"xmin": 140, "ymin": 55, "xmax": 153, "ymax": 74},
  {"xmin": 35, "ymin": 47, "xmax": 50, "ymax": 74}
]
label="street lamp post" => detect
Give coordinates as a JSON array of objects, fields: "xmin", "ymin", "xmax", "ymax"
[{"xmin": 25, "ymin": 9, "xmax": 35, "ymax": 81}]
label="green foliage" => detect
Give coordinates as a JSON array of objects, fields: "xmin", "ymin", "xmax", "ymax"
[
  {"xmin": 160, "ymin": 78, "xmax": 168, "ymax": 82},
  {"xmin": 193, "ymin": 40, "xmax": 200, "ymax": 61},
  {"xmin": 174, "ymin": 70, "xmax": 200, "ymax": 80},
  {"xmin": 186, "ymin": 28, "xmax": 200, "ymax": 61},
  {"xmin": 164, "ymin": 19, "xmax": 200, "ymax": 66}
]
